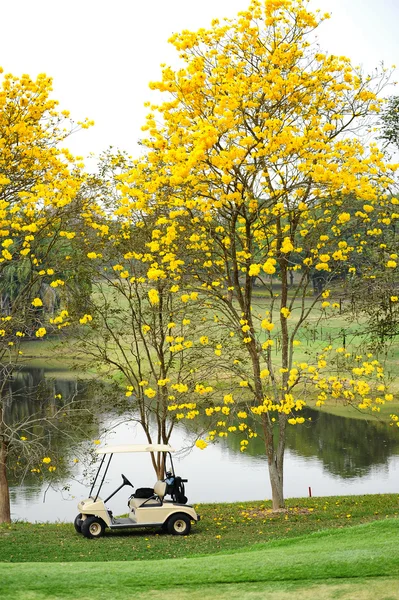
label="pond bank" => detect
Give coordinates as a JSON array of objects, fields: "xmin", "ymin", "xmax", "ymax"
[{"xmin": 21, "ymin": 336, "xmax": 399, "ymax": 420}]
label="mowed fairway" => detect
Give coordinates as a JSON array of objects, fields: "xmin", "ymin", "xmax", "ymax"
[{"xmin": 1, "ymin": 518, "xmax": 398, "ymax": 600}]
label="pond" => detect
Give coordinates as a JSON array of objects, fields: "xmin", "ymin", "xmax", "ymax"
[{"xmin": 7, "ymin": 368, "xmax": 399, "ymax": 523}]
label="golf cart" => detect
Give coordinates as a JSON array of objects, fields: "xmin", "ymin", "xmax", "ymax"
[{"xmin": 74, "ymin": 444, "xmax": 200, "ymax": 539}]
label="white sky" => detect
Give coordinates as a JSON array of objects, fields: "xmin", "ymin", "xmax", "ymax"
[{"xmin": 1, "ymin": 0, "xmax": 398, "ymax": 163}]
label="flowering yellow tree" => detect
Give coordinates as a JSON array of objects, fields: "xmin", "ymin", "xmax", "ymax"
[
  {"xmin": 0, "ymin": 67, "xmax": 91, "ymax": 522},
  {"xmin": 67, "ymin": 180, "xmax": 209, "ymax": 478},
  {"xmin": 117, "ymin": 0, "xmax": 399, "ymax": 508}
]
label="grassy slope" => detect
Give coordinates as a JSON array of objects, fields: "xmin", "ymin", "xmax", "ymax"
[
  {"xmin": 1, "ymin": 519, "xmax": 399, "ymax": 600},
  {"xmin": 1, "ymin": 495, "xmax": 398, "ymax": 563}
]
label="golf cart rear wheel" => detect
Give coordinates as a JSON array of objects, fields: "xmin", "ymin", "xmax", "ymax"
[
  {"xmin": 167, "ymin": 513, "xmax": 191, "ymax": 536},
  {"xmin": 81, "ymin": 516, "xmax": 106, "ymax": 539},
  {"xmin": 74, "ymin": 513, "xmax": 83, "ymax": 534}
]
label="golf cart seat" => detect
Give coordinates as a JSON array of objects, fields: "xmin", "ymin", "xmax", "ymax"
[
  {"xmin": 154, "ymin": 480, "xmax": 166, "ymax": 500},
  {"xmin": 128, "ymin": 481, "xmax": 167, "ymax": 509},
  {"xmin": 133, "ymin": 487, "xmax": 154, "ymax": 498},
  {"xmin": 128, "ymin": 487, "xmax": 153, "ymax": 509}
]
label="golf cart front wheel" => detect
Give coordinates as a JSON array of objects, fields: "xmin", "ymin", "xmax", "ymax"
[
  {"xmin": 167, "ymin": 513, "xmax": 191, "ymax": 536},
  {"xmin": 74, "ymin": 513, "xmax": 83, "ymax": 534},
  {"xmin": 81, "ymin": 516, "xmax": 106, "ymax": 539}
]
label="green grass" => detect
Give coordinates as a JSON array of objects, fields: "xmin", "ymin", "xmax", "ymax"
[
  {"xmin": 306, "ymin": 395, "xmax": 399, "ymax": 420},
  {"xmin": 1, "ymin": 495, "xmax": 398, "ymax": 563},
  {"xmin": 2, "ymin": 580, "xmax": 399, "ymax": 600},
  {"xmin": 1, "ymin": 519, "xmax": 399, "ymax": 599},
  {"xmin": 20, "ymin": 336, "xmax": 98, "ymax": 379}
]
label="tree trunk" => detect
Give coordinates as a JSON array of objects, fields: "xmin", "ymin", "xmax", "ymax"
[
  {"xmin": 0, "ymin": 440, "xmax": 11, "ymax": 523},
  {"xmin": 263, "ymin": 415, "xmax": 286, "ymax": 509},
  {"xmin": 268, "ymin": 455, "xmax": 285, "ymax": 510},
  {"xmin": 155, "ymin": 452, "xmax": 166, "ymax": 480}
]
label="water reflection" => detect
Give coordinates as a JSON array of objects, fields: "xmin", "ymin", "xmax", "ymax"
[
  {"xmin": 5, "ymin": 367, "xmax": 80, "ymax": 425},
  {"xmin": 6, "ymin": 367, "xmax": 99, "ymax": 495},
  {"xmin": 227, "ymin": 408, "xmax": 399, "ymax": 479},
  {"xmin": 285, "ymin": 409, "xmax": 399, "ymax": 478},
  {"xmin": 7, "ymin": 368, "xmax": 399, "ymax": 522}
]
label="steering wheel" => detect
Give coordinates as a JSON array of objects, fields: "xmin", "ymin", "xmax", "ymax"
[{"xmin": 121, "ymin": 474, "xmax": 133, "ymax": 487}]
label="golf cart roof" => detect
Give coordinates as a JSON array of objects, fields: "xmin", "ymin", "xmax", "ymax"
[{"xmin": 96, "ymin": 444, "xmax": 175, "ymax": 455}]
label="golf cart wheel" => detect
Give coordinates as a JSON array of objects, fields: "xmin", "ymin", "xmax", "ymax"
[
  {"xmin": 167, "ymin": 513, "xmax": 191, "ymax": 536},
  {"xmin": 81, "ymin": 516, "xmax": 106, "ymax": 539},
  {"xmin": 74, "ymin": 513, "xmax": 83, "ymax": 534}
]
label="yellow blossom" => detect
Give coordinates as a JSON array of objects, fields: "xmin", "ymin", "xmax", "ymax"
[
  {"xmin": 144, "ymin": 388, "xmax": 157, "ymax": 398},
  {"xmin": 263, "ymin": 259, "xmax": 276, "ymax": 275},
  {"xmin": 248, "ymin": 264, "xmax": 261, "ymax": 276},
  {"xmin": 79, "ymin": 314, "xmax": 93, "ymax": 325},
  {"xmin": 148, "ymin": 288, "xmax": 160, "ymax": 304},
  {"xmin": 195, "ymin": 439, "xmax": 208, "ymax": 449},
  {"xmin": 261, "ymin": 320, "xmax": 274, "ymax": 331}
]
